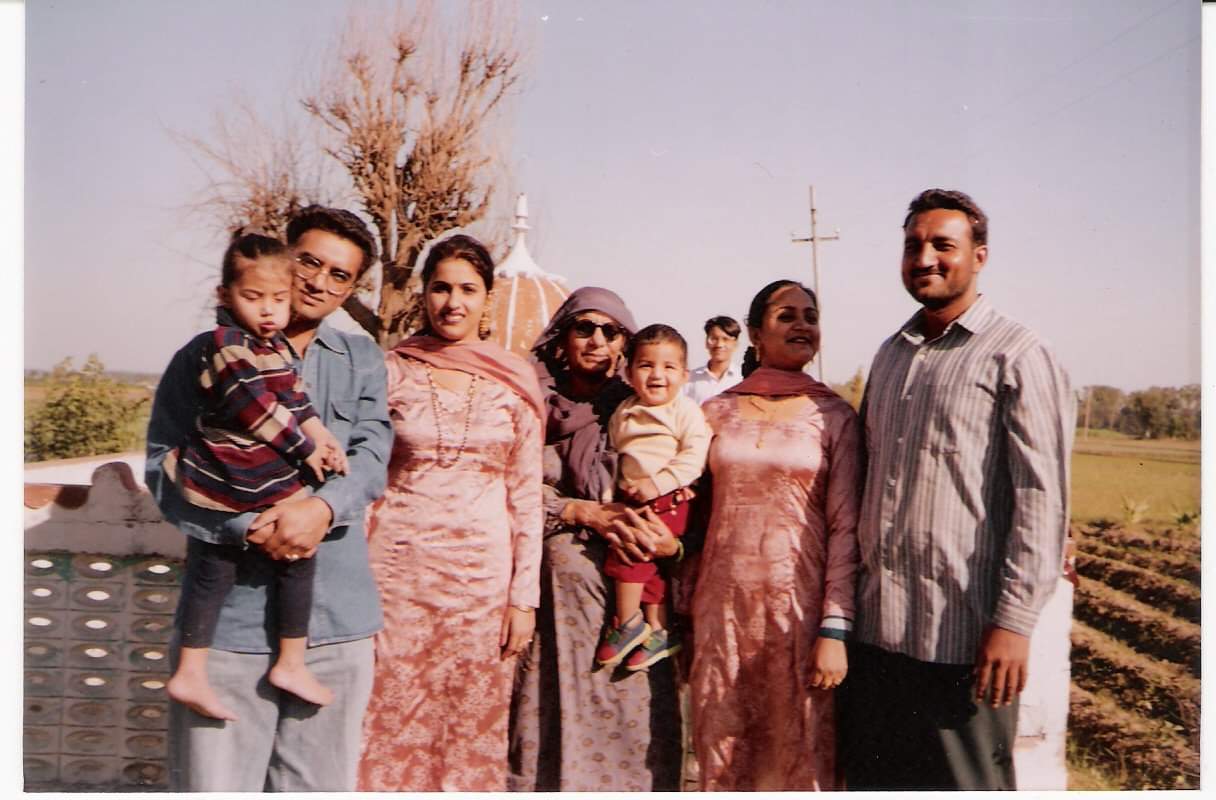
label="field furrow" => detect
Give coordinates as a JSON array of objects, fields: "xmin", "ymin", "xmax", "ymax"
[
  {"xmin": 1079, "ymin": 525, "xmax": 1200, "ymax": 559},
  {"xmin": 1076, "ymin": 537, "xmax": 1200, "ymax": 587},
  {"xmin": 1069, "ymin": 621, "xmax": 1199, "ymax": 746},
  {"xmin": 1074, "ymin": 552, "xmax": 1200, "ymax": 623},
  {"xmin": 1071, "ymin": 578, "xmax": 1200, "ymax": 675},
  {"xmin": 1068, "ymin": 684, "xmax": 1199, "ymax": 790}
]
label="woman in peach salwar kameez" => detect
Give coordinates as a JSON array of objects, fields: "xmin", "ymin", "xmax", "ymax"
[
  {"xmin": 689, "ymin": 280, "xmax": 862, "ymax": 790},
  {"xmin": 357, "ymin": 236, "xmax": 544, "ymax": 791}
]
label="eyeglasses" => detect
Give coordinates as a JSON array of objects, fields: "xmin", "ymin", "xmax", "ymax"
[
  {"xmin": 569, "ymin": 320, "xmax": 624, "ymax": 341},
  {"xmin": 294, "ymin": 253, "xmax": 356, "ymax": 296}
]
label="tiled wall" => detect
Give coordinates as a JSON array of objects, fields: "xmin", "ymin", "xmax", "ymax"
[{"xmin": 24, "ymin": 551, "xmax": 182, "ymax": 791}]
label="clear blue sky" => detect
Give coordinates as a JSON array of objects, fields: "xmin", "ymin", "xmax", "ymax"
[{"xmin": 24, "ymin": 0, "xmax": 1200, "ymax": 391}]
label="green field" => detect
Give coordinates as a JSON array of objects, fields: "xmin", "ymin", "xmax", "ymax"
[
  {"xmin": 1070, "ymin": 436, "xmax": 1201, "ymax": 527},
  {"xmin": 1066, "ymin": 431, "xmax": 1201, "ymax": 789}
]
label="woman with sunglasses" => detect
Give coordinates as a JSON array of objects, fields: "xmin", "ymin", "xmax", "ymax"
[
  {"xmin": 686, "ymin": 280, "xmax": 861, "ymax": 789},
  {"xmin": 507, "ymin": 288, "xmax": 683, "ymax": 791},
  {"xmin": 357, "ymin": 235, "xmax": 545, "ymax": 791}
]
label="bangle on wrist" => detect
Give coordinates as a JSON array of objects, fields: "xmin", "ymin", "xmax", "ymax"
[
  {"xmin": 672, "ymin": 540, "xmax": 685, "ymax": 562},
  {"xmin": 818, "ymin": 614, "xmax": 851, "ymax": 641},
  {"xmin": 512, "ymin": 604, "xmax": 536, "ymax": 613}
]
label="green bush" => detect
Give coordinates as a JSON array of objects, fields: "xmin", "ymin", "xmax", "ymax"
[{"xmin": 25, "ymin": 355, "xmax": 149, "ymax": 462}]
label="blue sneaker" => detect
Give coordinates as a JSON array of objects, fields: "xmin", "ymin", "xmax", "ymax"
[
  {"xmin": 596, "ymin": 611, "xmax": 651, "ymax": 668},
  {"xmin": 625, "ymin": 628, "xmax": 682, "ymax": 671}
]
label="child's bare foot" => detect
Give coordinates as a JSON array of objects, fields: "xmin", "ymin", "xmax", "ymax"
[
  {"xmin": 268, "ymin": 662, "xmax": 334, "ymax": 707},
  {"xmin": 167, "ymin": 671, "xmax": 238, "ymax": 721}
]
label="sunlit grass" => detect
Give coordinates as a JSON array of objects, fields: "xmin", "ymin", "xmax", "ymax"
[{"xmin": 1070, "ymin": 450, "xmax": 1201, "ymax": 527}]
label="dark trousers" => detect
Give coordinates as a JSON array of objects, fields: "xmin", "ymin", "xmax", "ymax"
[
  {"xmin": 178, "ymin": 538, "xmax": 316, "ymax": 646},
  {"xmin": 837, "ymin": 642, "xmax": 1018, "ymax": 791}
]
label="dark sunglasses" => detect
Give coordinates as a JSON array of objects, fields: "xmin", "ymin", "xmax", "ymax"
[{"xmin": 569, "ymin": 319, "xmax": 624, "ymax": 341}]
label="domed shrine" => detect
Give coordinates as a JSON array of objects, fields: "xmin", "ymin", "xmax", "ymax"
[{"xmin": 487, "ymin": 194, "xmax": 570, "ymax": 356}]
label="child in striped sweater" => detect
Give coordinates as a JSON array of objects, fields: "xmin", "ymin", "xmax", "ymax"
[{"xmin": 163, "ymin": 232, "xmax": 347, "ymax": 721}]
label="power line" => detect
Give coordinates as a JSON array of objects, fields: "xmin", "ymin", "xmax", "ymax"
[
  {"xmin": 967, "ymin": 0, "xmax": 1186, "ymax": 131},
  {"xmin": 961, "ymin": 31, "xmax": 1198, "ymax": 161}
]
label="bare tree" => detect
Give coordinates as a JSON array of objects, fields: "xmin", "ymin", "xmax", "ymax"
[
  {"xmin": 175, "ymin": 98, "xmax": 331, "ymax": 241},
  {"xmin": 304, "ymin": 1, "xmax": 521, "ymax": 345}
]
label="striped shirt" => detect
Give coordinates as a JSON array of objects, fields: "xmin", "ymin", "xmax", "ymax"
[
  {"xmin": 166, "ymin": 309, "xmax": 320, "ymax": 512},
  {"xmin": 855, "ymin": 295, "xmax": 1074, "ymax": 664}
]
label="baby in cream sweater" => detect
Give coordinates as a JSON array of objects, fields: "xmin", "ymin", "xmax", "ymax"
[{"xmin": 597, "ymin": 324, "xmax": 711, "ymax": 671}]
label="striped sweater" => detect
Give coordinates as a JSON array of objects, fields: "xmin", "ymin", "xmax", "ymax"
[{"xmin": 164, "ymin": 308, "xmax": 319, "ymax": 512}]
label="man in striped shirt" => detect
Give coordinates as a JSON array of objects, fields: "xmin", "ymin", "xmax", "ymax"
[{"xmin": 839, "ymin": 189, "xmax": 1074, "ymax": 790}]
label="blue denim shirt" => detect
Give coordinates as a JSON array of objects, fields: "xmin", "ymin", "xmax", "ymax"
[{"xmin": 146, "ymin": 321, "xmax": 390, "ymax": 652}]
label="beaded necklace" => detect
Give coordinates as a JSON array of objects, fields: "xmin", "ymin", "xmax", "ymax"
[{"xmin": 424, "ymin": 363, "xmax": 479, "ymax": 468}]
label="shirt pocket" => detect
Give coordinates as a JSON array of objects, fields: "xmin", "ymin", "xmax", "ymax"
[
  {"xmin": 327, "ymin": 399, "xmax": 358, "ymax": 448},
  {"xmin": 930, "ymin": 380, "xmax": 998, "ymax": 449}
]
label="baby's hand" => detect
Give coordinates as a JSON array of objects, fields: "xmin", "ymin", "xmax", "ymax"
[
  {"xmin": 624, "ymin": 477, "xmax": 661, "ymax": 504},
  {"xmin": 302, "ymin": 449, "xmax": 328, "ymax": 483},
  {"xmin": 309, "ymin": 424, "xmax": 348, "ymax": 476},
  {"xmin": 320, "ymin": 442, "xmax": 349, "ymax": 475},
  {"xmin": 299, "ymin": 419, "xmax": 348, "ymax": 480}
]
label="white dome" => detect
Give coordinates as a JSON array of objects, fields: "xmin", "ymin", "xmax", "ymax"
[{"xmin": 488, "ymin": 194, "xmax": 570, "ymax": 356}]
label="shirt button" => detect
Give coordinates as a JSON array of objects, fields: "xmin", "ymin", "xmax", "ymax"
[{"xmin": 896, "ymin": 436, "xmax": 904, "ymax": 444}]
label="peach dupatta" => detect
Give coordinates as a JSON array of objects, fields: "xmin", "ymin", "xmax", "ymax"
[{"xmin": 391, "ymin": 335, "xmax": 545, "ymax": 423}]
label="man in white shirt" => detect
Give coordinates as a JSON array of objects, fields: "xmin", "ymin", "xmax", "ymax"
[{"xmin": 682, "ymin": 315, "xmax": 742, "ymax": 406}]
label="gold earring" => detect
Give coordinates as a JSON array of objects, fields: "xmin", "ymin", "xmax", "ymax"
[{"xmin": 478, "ymin": 291, "xmax": 493, "ymax": 340}]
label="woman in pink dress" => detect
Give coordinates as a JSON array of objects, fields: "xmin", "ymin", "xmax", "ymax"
[
  {"xmin": 688, "ymin": 279, "xmax": 862, "ymax": 790},
  {"xmin": 357, "ymin": 235, "xmax": 545, "ymax": 791}
]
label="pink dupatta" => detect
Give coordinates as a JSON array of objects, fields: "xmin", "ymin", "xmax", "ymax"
[
  {"xmin": 721, "ymin": 365, "xmax": 841, "ymax": 400},
  {"xmin": 391, "ymin": 335, "xmax": 545, "ymax": 423}
]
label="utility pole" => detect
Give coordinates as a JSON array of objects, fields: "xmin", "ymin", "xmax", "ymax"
[{"xmin": 791, "ymin": 185, "xmax": 839, "ymax": 381}]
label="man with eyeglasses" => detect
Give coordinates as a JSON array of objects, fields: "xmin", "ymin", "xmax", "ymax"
[{"xmin": 146, "ymin": 206, "xmax": 391, "ymax": 791}]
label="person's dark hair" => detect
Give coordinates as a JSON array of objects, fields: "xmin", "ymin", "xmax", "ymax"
[
  {"xmin": 285, "ymin": 205, "xmax": 379, "ymax": 277},
  {"xmin": 902, "ymin": 188, "xmax": 988, "ymax": 246},
  {"xmin": 627, "ymin": 323, "xmax": 687, "ymax": 366},
  {"xmin": 221, "ymin": 230, "xmax": 291, "ymax": 287},
  {"xmin": 741, "ymin": 279, "xmax": 816, "ymax": 377},
  {"xmin": 703, "ymin": 315, "xmax": 741, "ymax": 338},
  {"xmin": 420, "ymin": 234, "xmax": 495, "ymax": 291}
]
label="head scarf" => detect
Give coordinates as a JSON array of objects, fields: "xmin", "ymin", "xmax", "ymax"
[
  {"xmin": 531, "ymin": 287, "xmax": 639, "ymax": 363},
  {"xmin": 529, "ymin": 287, "xmax": 638, "ymax": 502},
  {"xmin": 722, "ymin": 365, "xmax": 840, "ymax": 400},
  {"xmin": 391, "ymin": 334, "xmax": 545, "ymax": 423}
]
